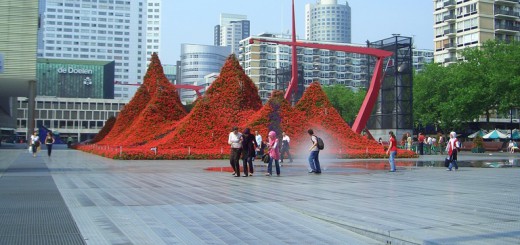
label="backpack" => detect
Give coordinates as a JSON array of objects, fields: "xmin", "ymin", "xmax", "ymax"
[{"xmin": 315, "ymin": 136, "xmax": 324, "ymax": 150}]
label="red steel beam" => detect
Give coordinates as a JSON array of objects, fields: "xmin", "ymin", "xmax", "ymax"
[{"xmin": 173, "ymin": 84, "xmax": 203, "ymax": 98}]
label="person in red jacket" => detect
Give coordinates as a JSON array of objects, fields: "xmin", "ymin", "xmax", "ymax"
[
  {"xmin": 386, "ymin": 131, "xmax": 397, "ymax": 172},
  {"xmin": 418, "ymin": 132, "xmax": 425, "ymax": 155}
]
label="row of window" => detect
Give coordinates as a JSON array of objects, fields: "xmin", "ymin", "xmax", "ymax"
[{"xmin": 18, "ymin": 119, "xmax": 110, "ymax": 131}]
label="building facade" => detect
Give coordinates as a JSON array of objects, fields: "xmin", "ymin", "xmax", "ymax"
[
  {"xmin": 433, "ymin": 0, "xmax": 520, "ymax": 63},
  {"xmin": 239, "ymin": 34, "xmax": 367, "ymax": 102},
  {"xmin": 305, "ymin": 0, "xmax": 352, "ymax": 43},
  {"xmin": 16, "ymin": 97, "xmax": 128, "ymax": 142},
  {"xmin": 113, "ymin": 83, "xmax": 138, "ymax": 100},
  {"xmin": 214, "ymin": 13, "xmax": 250, "ymax": 54},
  {"xmin": 0, "ymin": 0, "xmax": 39, "ymax": 132},
  {"xmin": 37, "ymin": 58, "xmax": 115, "ymax": 99},
  {"xmin": 37, "ymin": 0, "xmax": 161, "ymax": 85},
  {"xmin": 412, "ymin": 49, "xmax": 434, "ymax": 72},
  {"xmin": 145, "ymin": 0, "xmax": 161, "ymax": 65},
  {"xmin": 179, "ymin": 44, "xmax": 230, "ymax": 104},
  {"xmin": 162, "ymin": 64, "xmax": 177, "ymax": 83}
]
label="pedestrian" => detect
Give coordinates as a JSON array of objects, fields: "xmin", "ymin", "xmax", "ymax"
[
  {"xmin": 428, "ymin": 136, "xmax": 435, "ymax": 154},
  {"xmin": 307, "ymin": 129, "xmax": 321, "ymax": 174},
  {"xmin": 446, "ymin": 131, "xmax": 460, "ymax": 171},
  {"xmin": 266, "ymin": 131, "xmax": 281, "ymax": 176},
  {"xmin": 45, "ymin": 131, "xmax": 55, "ymax": 157},
  {"xmin": 280, "ymin": 132, "xmax": 293, "ymax": 163},
  {"xmin": 400, "ymin": 133, "xmax": 407, "ymax": 148},
  {"xmin": 241, "ymin": 128, "xmax": 258, "ymax": 177},
  {"xmin": 255, "ymin": 130, "xmax": 263, "ymax": 159},
  {"xmin": 438, "ymin": 133, "xmax": 445, "ymax": 155},
  {"xmin": 386, "ymin": 131, "xmax": 397, "ymax": 172},
  {"xmin": 67, "ymin": 136, "xmax": 73, "ymax": 148},
  {"xmin": 406, "ymin": 133, "xmax": 412, "ymax": 150},
  {"xmin": 418, "ymin": 132, "xmax": 425, "ymax": 155},
  {"xmin": 228, "ymin": 126, "xmax": 242, "ymax": 177},
  {"xmin": 30, "ymin": 131, "xmax": 40, "ymax": 157},
  {"xmin": 430, "ymin": 136, "xmax": 437, "ymax": 153}
]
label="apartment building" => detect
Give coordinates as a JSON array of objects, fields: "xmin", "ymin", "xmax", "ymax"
[
  {"xmin": 239, "ymin": 33, "xmax": 367, "ymax": 103},
  {"xmin": 433, "ymin": 0, "xmax": 519, "ymax": 63}
]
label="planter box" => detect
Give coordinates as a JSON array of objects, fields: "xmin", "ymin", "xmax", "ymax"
[{"xmin": 471, "ymin": 147, "xmax": 485, "ymax": 153}]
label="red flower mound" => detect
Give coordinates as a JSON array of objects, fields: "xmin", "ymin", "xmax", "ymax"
[
  {"xmin": 91, "ymin": 116, "xmax": 116, "ymax": 143},
  {"xmin": 146, "ymin": 54, "xmax": 262, "ymax": 150},
  {"xmin": 118, "ymin": 54, "xmax": 186, "ymax": 146},
  {"xmin": 294, "ymin": 82, "xmax": 387, "ymax": 158}
]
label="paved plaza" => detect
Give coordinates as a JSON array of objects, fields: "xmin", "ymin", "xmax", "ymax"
[{"xmin": 0, "ymin": 144, "xmax": 519, "ymax": 244}]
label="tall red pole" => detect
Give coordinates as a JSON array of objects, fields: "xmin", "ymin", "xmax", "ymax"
[
  {"xmin": 284, "ymin": 0, "xmax": 298, "ymax": 102},
  {"xmin": 250, "ymin": 0, "xmax": 393, "ymax": 133}
]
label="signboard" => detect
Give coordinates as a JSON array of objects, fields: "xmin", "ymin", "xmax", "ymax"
[
  {"xmin": 57, "ymin": 67, "xmax": 93, "ymax": 75},
  {"xmin": 0, "ymin": 53, "xmax": 4, "ymax": 73}
]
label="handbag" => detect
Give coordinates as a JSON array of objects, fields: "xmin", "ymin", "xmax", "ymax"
[{"xmin": 262, "ymin": 154, "xmax": 270, "ymax": 163}]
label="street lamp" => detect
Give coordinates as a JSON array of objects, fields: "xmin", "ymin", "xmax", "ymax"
[{"xmin": 510, "ymin": 107, "xmax": 513, "ymax": 139}]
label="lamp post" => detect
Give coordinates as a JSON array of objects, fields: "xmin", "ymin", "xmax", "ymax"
[{"xmin": 510, "ymin": 107, "xmax": 513, "ymax": 139}]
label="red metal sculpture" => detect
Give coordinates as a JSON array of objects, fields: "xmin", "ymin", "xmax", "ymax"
[
  {"xmin": 249, "ymin": 0, "xmax": 392, "ymax": 134},
  {"xmin": 173, "ymin": 84, "xmax": 204, "ymax": 98}
]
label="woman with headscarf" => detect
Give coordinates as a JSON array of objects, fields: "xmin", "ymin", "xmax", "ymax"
[
  {"xmin": 266, "ymin": 131, "xmax": 281, "ymax": 176},
  {"xmin": 241, "ymin": 128, "xmax": 258, "ymax": 177},
  {"xmin": 446, "ymin": 131, "xmax": 460, "ymax": 171}
]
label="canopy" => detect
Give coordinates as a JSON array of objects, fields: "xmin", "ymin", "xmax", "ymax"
[
  {"xmin": 468, "ymin": 129, "xmax": 487, "ymax": 139},
  {"xmin": 483, "ymin": 129, "xmax": 508, "ymax": 139}
]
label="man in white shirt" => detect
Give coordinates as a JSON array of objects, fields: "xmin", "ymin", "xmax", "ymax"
[
  {"xmin": 280, "ymin": 132, "xmax": 293, "ymax": 163},
  {"xmin": 255, "ymin": 131, "xmax": 263, "ymax": 159},
  {"xmin": 228, "ymin": 126, "xmax": 242, "ymax": 177}
]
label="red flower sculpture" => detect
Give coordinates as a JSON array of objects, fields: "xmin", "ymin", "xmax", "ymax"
[{"xmin": 78, "ymin": 54, "xmax": 417, "ymax": 159}]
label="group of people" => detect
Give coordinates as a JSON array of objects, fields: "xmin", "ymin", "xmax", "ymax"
[
  {"xmin": 228, "ymin": 127, "xmax": 321, "ymax": 177},
  {"xmin": 386, "ymin": 131, "xmax": 460, "ymax": 172},
  {"xmin": 507, "ymin": 140, "xmax": 519, "ymax": 153},
  {"xmin": 29, "ymin": 131, "xmax": 55, "ymax": 157},
  {"xmin": 417, "ymin": 133, "xmax": 446, "ymax": 155}
]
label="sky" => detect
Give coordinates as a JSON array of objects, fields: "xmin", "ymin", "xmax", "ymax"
[{"xmin": 160, "ymin": 0, "xmax": 433, "ymax": 64}]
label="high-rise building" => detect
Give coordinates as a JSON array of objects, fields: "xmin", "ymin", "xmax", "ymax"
[
  {"xmin": 179, "ymin": 44, "xmax": 230, "ymax": 104},
  {"xmin": 239, "ymin": 33, "xmax": 367, "ymax": 103},
  {"xmin": 37, "ymin": 0, "xmax": 162, "ymax": 85},
  {"xmin": 433, "ymin": 0, "xmax": 520, "ymax": 64},
  {"xmin": 214, "ymin": 13, "xmax": 250, "ymax": 54},
  {"xmin": 0, "ymin": 0, "xmax": 39, "ymax": 132},
  {"xmin": 145, "ymin": 0, "xmax": 161, "ymax": 65},
  {"xmin": 305, "ymin": 0, "xmax": 352, "ymax": 43}
]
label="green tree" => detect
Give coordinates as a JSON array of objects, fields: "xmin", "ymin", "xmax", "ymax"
[
  {"xmin": 323, "ymin": 84, "xmax": 366, "ymax": 124},
  {"xmin": 414, "ymin": 40, "xmax": 520, "ymax": 131}
]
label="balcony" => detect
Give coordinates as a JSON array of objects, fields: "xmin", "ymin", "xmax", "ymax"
[
  {"xmin": 443, "ymin": 14, "xmax": 456, "ymax": 22},
  {"xmin": 495, "ymin": 9, "xmax": 520, "ymax": 19},
  {"xmin": 443, "ymin": 43, "xmax": 456, "ymax": 50},
  {"xmin": 495, "ymin": 0, "xmax": 519, "ymax": 5},
  {"xmin": 443, "ymin": 0, "xmax": 455, "ymax": 8},
  {"xmin": 443, "ymin": 28, "xmax": 456, "ymax": 36},
  {"xmin": 444, "ymin": 57, "xmax": 457, "ymax": 64},
  {"xmin": 495, "ymin": 24, "xmax": 520, "ymax": 33}
]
